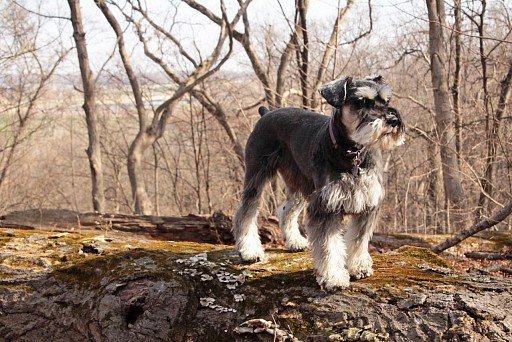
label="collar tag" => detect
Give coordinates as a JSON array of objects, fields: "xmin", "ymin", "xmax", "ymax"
[
  {"xmin": 350, "ymin": 148, "xmax": 366, "ymax": 177},
  {"xmin": 351, "ymin": 164, "xmax": 359, "ymax": 176}
]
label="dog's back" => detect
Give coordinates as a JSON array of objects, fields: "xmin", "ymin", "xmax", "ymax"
[
  {"xmin": 251, "ymin": 107, "xmax": 328, "ymax": 143},
  {"xmin": 245, "ymin": 107, "xmax": 329, "ymax": 193}
]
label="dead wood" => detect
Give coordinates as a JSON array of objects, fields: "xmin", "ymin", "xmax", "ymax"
[
  {"xmin": 0, "ymin": 230, "xmax": 511, "ymax": 341},
  {"xmin": 0, "ymin": 209, "xmax": 281, "ymax": 245},
  {"xmin": 464, "ymin": 251, "xmax": 512, "ymax": 260}
]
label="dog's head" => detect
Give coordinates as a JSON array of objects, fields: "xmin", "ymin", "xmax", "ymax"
[{"xmin": 320, "ymin": 75, "xmax": 405, "ymax": 150}]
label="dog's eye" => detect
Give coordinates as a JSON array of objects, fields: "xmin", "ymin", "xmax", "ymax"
[
  {"xmin": 362, "ymin": 98, "xmax": 375, "ymax": 108},
  {"xmin": 355, "ymin": 97, "xmax": 374, "ymax": 108}
]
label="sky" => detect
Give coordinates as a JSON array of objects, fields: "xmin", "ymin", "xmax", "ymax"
[{"xmin": 14, "ymin": 0, "xmax": 423, "ymax": 79}]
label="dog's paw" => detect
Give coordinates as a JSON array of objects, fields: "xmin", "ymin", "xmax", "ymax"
[
  {"xmin": 347, "ymin": 253, "xmax": 373, "ymax": 280},
  {"xmin": 285, "ymin": 235, "xmax": 309, "ymax": 252},
  {"xmin": 237, "ymin": 244, "xmax": 265, "ymax": 263},
  {"xmin": 316, "ymin": 269, "xmax": 350, "ymax": 291}
]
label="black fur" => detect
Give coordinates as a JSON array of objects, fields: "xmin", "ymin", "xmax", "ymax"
[{"xmin": 258, "ymin": 106, "xmax": 270, "ymax": 116}]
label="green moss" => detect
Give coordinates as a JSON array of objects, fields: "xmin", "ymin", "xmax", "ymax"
[
  {"xmin": 53, "ymin": 249, "xmax": 179, "ymax": 289},
  {"xmin": 0, "ymin": 283, "xmax": 34, "ymax": 293},
  {"xmin": 1, "ymin": 229, "xmax": 467, "ymax": 302},
  {"xmin": 354, "ymin": 246, "xmax": 460, "ymax": 297},
  {"xmin": 394, "ymin": 246, "xmax": 451, "ymax": 268}
]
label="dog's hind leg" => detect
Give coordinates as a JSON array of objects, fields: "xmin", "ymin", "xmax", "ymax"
[
  {"xmin": 233, "ymin": 152, "xmax": 278, "ymax": 263},
  {"xmin": 276, "ymin": 189, "xmax": 308, "ymax": 251},
  {"xmin": 345, "ymin": 208, "xmax": 378, "ymax": 279}
]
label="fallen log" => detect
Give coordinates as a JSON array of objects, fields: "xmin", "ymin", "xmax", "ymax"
[
  {"xmin": 465, "ymin": 251, "xmax": 512, "ymax": 260},
  {"xmin": 0, "ymin": 209, "xmax": 282, "ymax": 245},
  {"xmin": 0, "ymin": 228, "xmax": 511, "ymax": 341},
  {"xmin": 1, "ymin": 209, "xmax": 469, "ymax": 252}
]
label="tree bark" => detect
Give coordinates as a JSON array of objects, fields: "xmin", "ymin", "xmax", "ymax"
[
  {"xmin": 67, "ymin": 0, "xmax": 105, "ymax": 213},
  {"xmin": 295, "ymin": 0, "xmax": 309, "ymax": 109},
  {"xmin": 127, "ymin": 133, "xmax": 154, "ymax": 215},
  {"xmin": 475, "ymin": 1, "xmax": 493, "ymax": 220},
  {"xmin": 451, "ymin": 0, "xmax": 462, "ymax": 165},
  {"xmin": 425, "ymin": 0, "xmax": 466, "ymax": 227}
]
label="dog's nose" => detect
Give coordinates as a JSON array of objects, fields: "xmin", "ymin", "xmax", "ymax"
[{"xmin": 387, "ymin": 116, "xmax": 400, "ymax": 127}]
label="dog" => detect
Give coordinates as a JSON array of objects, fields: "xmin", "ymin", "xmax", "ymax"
[{"xmin": 233, "ymin": 75, "xmax": 405, "ymax": 290}]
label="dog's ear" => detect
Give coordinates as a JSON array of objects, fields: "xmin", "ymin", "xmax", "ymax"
[
  {"xmin": 319, "ymin": 76, "xmax": 352, "ymax": 108},
  {"xmin": 366, "ymin": 75, "xmax": 384, "ymax": 84}
]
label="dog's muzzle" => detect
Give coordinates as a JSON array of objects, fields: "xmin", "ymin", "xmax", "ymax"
[
  {"xmin": 386, "ymin": 115, "xmax": 400, "ymax": 127},
  {"xmin": 385, "ymin": 108, "xmax": 402, "ymax": 128}
]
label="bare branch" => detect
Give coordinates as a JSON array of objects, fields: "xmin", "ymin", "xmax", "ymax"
[{"xmin": 432, "ymin": 202, "xmax": 512, "ymax": 253}]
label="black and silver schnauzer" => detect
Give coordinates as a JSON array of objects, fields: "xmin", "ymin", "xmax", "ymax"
[{"xmin": 233, "ymin": 76, "xmax": 405, "ymax": 290}]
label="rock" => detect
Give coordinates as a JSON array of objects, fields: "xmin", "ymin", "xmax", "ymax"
[
  {"xmin": 396, "ymin": 293, "xmax": 427, "ymax": 309},
  {"xmin": 0, "ymin": 229, "xmax": 511, "ymax": 341}
]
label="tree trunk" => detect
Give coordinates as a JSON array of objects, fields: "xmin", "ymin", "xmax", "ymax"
[
  {"xmin": 426, "ymin": 0, "xmax": 466, "ymax": 228},
  {"xmin": 426, "ymin": 142, "xmax": 440, "ymax": 232},
  {"xmin": 451, "ymin": 0, "xmax": 462, "ymax": 166},
  {"xmin": 295, "ymin": 0, "xmax": 309, "ymax": 109},
  {"xmin": 127, "ymin": 133, "xmax": 154, "ymax": 215},
  {"xmin": 475, "ymin": 1, "xmax": 493, "ymax": 220},
  {"xmin": 464, "ymin": 251, "xmax": 512, "ymax": 260},
  {"xmin": 67, "ymin": 0, "xmax": 105, "ymax": 213}
]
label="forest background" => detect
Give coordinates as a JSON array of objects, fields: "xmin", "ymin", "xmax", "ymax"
[{"xmin": 1, "ymin": 0, "xmax": 511, "ymax": 235}]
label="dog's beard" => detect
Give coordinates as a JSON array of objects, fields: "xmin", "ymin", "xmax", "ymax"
[{"xmin": 350, "ymin": 118, "xmax": 405, "ymax": 150}]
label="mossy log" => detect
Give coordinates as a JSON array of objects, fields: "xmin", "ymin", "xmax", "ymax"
[{"xmin": 0, "ymin": 229, "xmax": 511, "ymax": 341}]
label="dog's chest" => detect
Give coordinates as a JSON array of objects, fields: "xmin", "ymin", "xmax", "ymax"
[
  {"xmin": 320, "ymin": 169, "xmax": 384, "ymax": 214},
  {"xmin": 350, "ymin": 170, "xmax": 384, "ymax": 211}
]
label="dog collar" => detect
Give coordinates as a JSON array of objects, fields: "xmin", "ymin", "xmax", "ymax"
[
  {"xmin": 347, "ymin": 147, "xmax": 367, "ymax": 176},
  {"xmin": 329, "ymin": 117, "xmax": 367, "ymax": 176},
  {"xmin": 328, "ymin": 116, "xmax": 339, "ymax": 149}
]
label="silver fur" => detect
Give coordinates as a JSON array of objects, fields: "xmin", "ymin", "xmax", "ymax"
[{"xmin": 232, "ymin": 76, "xmax": 405, "ymax": 290}]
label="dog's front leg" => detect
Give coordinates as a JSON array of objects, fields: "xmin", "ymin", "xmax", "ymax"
[
  {"xmin": 307, "ymin": 213, "xmax": 349, "ymax": 290},
  {"xmin": 345, "ymin": 208, "xmax": 378, "ymax": 279},
  {"xmin": 306, "ymin": 190, "xmax": 350, "ymax": 290}
]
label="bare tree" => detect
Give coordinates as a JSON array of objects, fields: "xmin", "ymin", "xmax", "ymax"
[
  {"xmin": 94, "ymin": 0, "xmax": 233, "ymax": 214},
  {"xmin": 67, "ymin": 0, "xmax": 105, "ymax": 212},
  {"xmin": 426, "ymin": 0, "xmax": 466, "ymax": 227},
  {"xmin": 450, "ymin": 0, "xmax": 462, "ymax": 164},
  {"xmin": 185, "ymin": 0, "xmax": 361, "ymax": 112},
  {"xmin": 184, "ymin": 0, "xmax": 299, "ymax": 108},
  {"xmin": 0, "ymin": 2, "xmax": 67, "ymax": 204}
]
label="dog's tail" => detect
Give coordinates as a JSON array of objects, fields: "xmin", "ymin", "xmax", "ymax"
[{"xmin": 258, "ymin": 106, "xmax": 270, "ymax": 116}]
